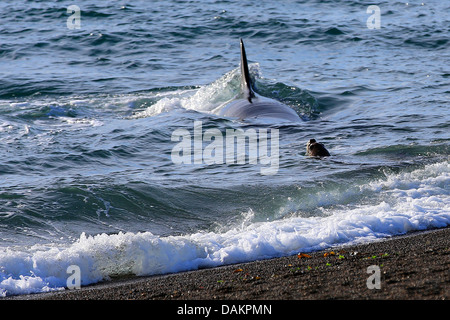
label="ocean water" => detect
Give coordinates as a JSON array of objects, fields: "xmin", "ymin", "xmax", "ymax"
[{"xmin": 0, "ymin": 0, "xmax": 449, "ymax": 296}]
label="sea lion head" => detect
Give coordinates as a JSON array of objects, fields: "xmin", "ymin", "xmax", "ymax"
[{"xmin": 306, "ymin": 139, "xmax": 330, "ymax": 157}]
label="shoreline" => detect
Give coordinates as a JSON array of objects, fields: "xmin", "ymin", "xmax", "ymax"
[{"xmin": 6, "ymin": 227, "xmax": 450, "ymax": 300}]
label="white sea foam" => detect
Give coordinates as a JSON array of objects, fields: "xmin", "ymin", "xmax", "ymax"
[
  {"xmin": 131, "ymin": 64, "xmax": 261, "ymax": 119},
  {"xmin": 0, "ymin": 161, "xmax": 448, "ymax": 297}
]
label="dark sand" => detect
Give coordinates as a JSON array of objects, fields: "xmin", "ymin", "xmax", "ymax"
[{"xmin": 6, "ymin": 227, "xmax": 450, "ymax": 301}]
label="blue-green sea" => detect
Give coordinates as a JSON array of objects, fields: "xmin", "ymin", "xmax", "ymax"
[{"xmin": 0, "ymin": 0, "xmax": 449, "ymax": 296}]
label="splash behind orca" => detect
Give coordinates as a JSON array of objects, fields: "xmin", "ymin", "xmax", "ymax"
[{"xmin": 219, "ymin": 39, "xmax": 302, "ymax": 123}]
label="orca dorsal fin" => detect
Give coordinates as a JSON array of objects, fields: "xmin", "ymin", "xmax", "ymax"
[{"xmin": 240, "ymin": 39, "xmax": 255, "ymax": 103}]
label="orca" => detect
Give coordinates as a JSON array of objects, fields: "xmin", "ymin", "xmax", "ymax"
[{"xmin": 219, "ymin": 39, "xmax": 302, "ymax": 123}]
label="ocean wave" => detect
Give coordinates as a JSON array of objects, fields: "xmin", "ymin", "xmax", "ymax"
[{"xmin": 1, "ymin": 161, "xmax": 448, "ymax": 297}]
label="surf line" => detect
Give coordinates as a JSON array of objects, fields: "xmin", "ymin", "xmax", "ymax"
[{"xmin": 171, "ymin": 121, "xmax": 279, "ymax": 175}]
